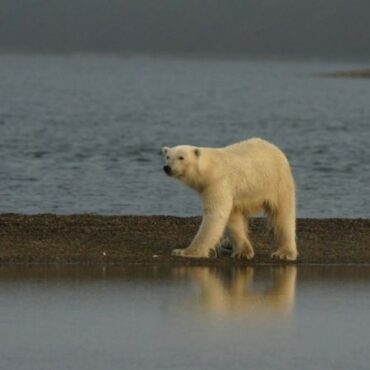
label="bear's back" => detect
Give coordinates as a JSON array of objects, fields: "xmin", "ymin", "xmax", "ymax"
[{"xmin": 218, "ymin": 138, "xmax": 292, "ymax": 191}]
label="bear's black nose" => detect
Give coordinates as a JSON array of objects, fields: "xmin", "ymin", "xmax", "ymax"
[{"xmin": 163, "ymin": 165, "xmax": 172, "ymax": 176}]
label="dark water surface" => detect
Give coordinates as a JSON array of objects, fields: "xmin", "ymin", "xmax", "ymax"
[
  {"xmin": 0, "ymin": 54, "xmax": 369, "ymax": 217},
  {"xmin": 0, "ymin": 265, "xmax": 369, "ymax": 370}
]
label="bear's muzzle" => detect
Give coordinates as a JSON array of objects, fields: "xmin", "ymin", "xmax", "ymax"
[{"xmin": 163, "ymin": 165, "xmax": 172, "ymax": 176}]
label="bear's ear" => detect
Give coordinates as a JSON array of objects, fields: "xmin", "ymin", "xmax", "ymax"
[
  {"xmin": 161, "ymin": 146, "xmax": 170, "ymax": 155},
  {"xmin": 194, "ymin": 148, "xmax": 200, "ymax": 158}
]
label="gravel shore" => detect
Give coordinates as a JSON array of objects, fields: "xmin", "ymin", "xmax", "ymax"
[{"xmin": 0, "ymin": 214, "xmax": 369, "ymax": 265}]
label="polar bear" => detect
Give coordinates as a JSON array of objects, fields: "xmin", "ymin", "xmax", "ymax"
[{"xmin": 161, "ymin": 138, "xmax": 297, "ymax": 261}]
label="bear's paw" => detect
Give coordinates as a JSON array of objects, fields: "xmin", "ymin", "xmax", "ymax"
[
  {"xmin": 231, "ymin": 249, "xmax": 255, "ymax": 260},
  {"xmin": 271, "ymin": 248, "xmax": 297, "ymax": 261},
  {"xmin": 171, "ymin": 247, "xmax": 210, "ymax": 258}
]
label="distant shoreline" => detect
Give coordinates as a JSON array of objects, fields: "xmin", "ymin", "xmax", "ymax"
[
  {"xmin": 319, "ymin": 68, "xmax": 370, "ymax": 78},
  {"xmin": 0, "ymin": 214, "xmax": 369, "ymax": 265}
]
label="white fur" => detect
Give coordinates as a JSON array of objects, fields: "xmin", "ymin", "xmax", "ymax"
[{"xmin": 162, "ymin": 138, "xmax": 298, "ymax": 261}]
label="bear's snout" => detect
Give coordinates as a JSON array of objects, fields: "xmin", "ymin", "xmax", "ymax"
[{"xmin": 163, "ymin": 165, "xmax": 172, "ymax": 176}]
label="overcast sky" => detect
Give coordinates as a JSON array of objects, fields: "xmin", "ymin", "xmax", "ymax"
[{"xmin": 1, "ymin": 0, "xmax": 370, "ymax": 58}]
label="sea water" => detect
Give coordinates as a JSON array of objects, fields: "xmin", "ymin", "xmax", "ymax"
[
  {"xmin": 0, "ymin": 54, "xmax": 369, "ymax": 217},
  {"xmin": 0, "ymin": 265, "xmax": 369, "ymax": 370}
]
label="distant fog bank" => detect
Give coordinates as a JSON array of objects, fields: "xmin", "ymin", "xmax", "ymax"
[{"xmin": 1, "ymin": 0, "xmax": 370, "ymax": 58}]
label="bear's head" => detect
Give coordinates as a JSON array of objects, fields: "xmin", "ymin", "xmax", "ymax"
[{"xmin": 161, "ymin": 145, "xmax": 201, "ymax": 189}]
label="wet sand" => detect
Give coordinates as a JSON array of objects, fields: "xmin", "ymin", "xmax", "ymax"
[{"xmin": 0, "ymin": 214, "xmax": 369, "ymax": 265}]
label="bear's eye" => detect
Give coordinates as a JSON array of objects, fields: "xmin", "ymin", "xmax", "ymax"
[
  {"xmin": 166, "ymin": 156, "xmax": 170, "ymax": 160},
  {"xmin": 178, "ymin": 156, "xmax": 184, "ymax": 161}
]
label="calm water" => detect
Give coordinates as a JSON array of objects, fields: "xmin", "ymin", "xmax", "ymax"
[
  {"xmin": 0, "ymin": 54, "xmax": 369, "ymax": 217},
  {"xmin": 0, "ymin": 266, "xmax": 369, "ymax": 370}
]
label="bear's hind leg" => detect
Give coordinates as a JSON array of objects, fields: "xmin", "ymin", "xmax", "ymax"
[
  {"xmin": 227, "ymin": 212, "xmax": 254, "ymax": 260},
  {"xmin": 269, "ymin": 208, "xmax": 297, "ymax": 261}
]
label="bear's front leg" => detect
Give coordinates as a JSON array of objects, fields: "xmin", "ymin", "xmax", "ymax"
[
  {"xmin": 172, "ymin": 214, "xmax": 229, "ymax": 258},
  {"xmin": 172, "ymin": 195, "xmax": 232, "ymax": 258}
]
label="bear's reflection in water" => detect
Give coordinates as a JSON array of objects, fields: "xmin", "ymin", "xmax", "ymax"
[
  {"xmin": 0, "ymin": 265, "xmax": 296, "ymax": 316},
  {"xmin": 173, "ymin": 266, "xmax": 297, "ymax": 315}
]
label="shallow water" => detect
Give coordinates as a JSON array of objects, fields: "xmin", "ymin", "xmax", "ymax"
[
  {"xmin": 0, "ymin": 54, "xmax": 369, "ymax": 217},
  {"xmin": 0, "ymin": 265, "xmax": 369, "ymax": 370}
]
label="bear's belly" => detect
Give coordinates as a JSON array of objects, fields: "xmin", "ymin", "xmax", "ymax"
[{"xmin": 232, "ymin": 197, "xmax": 266, "ymax": 216}]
